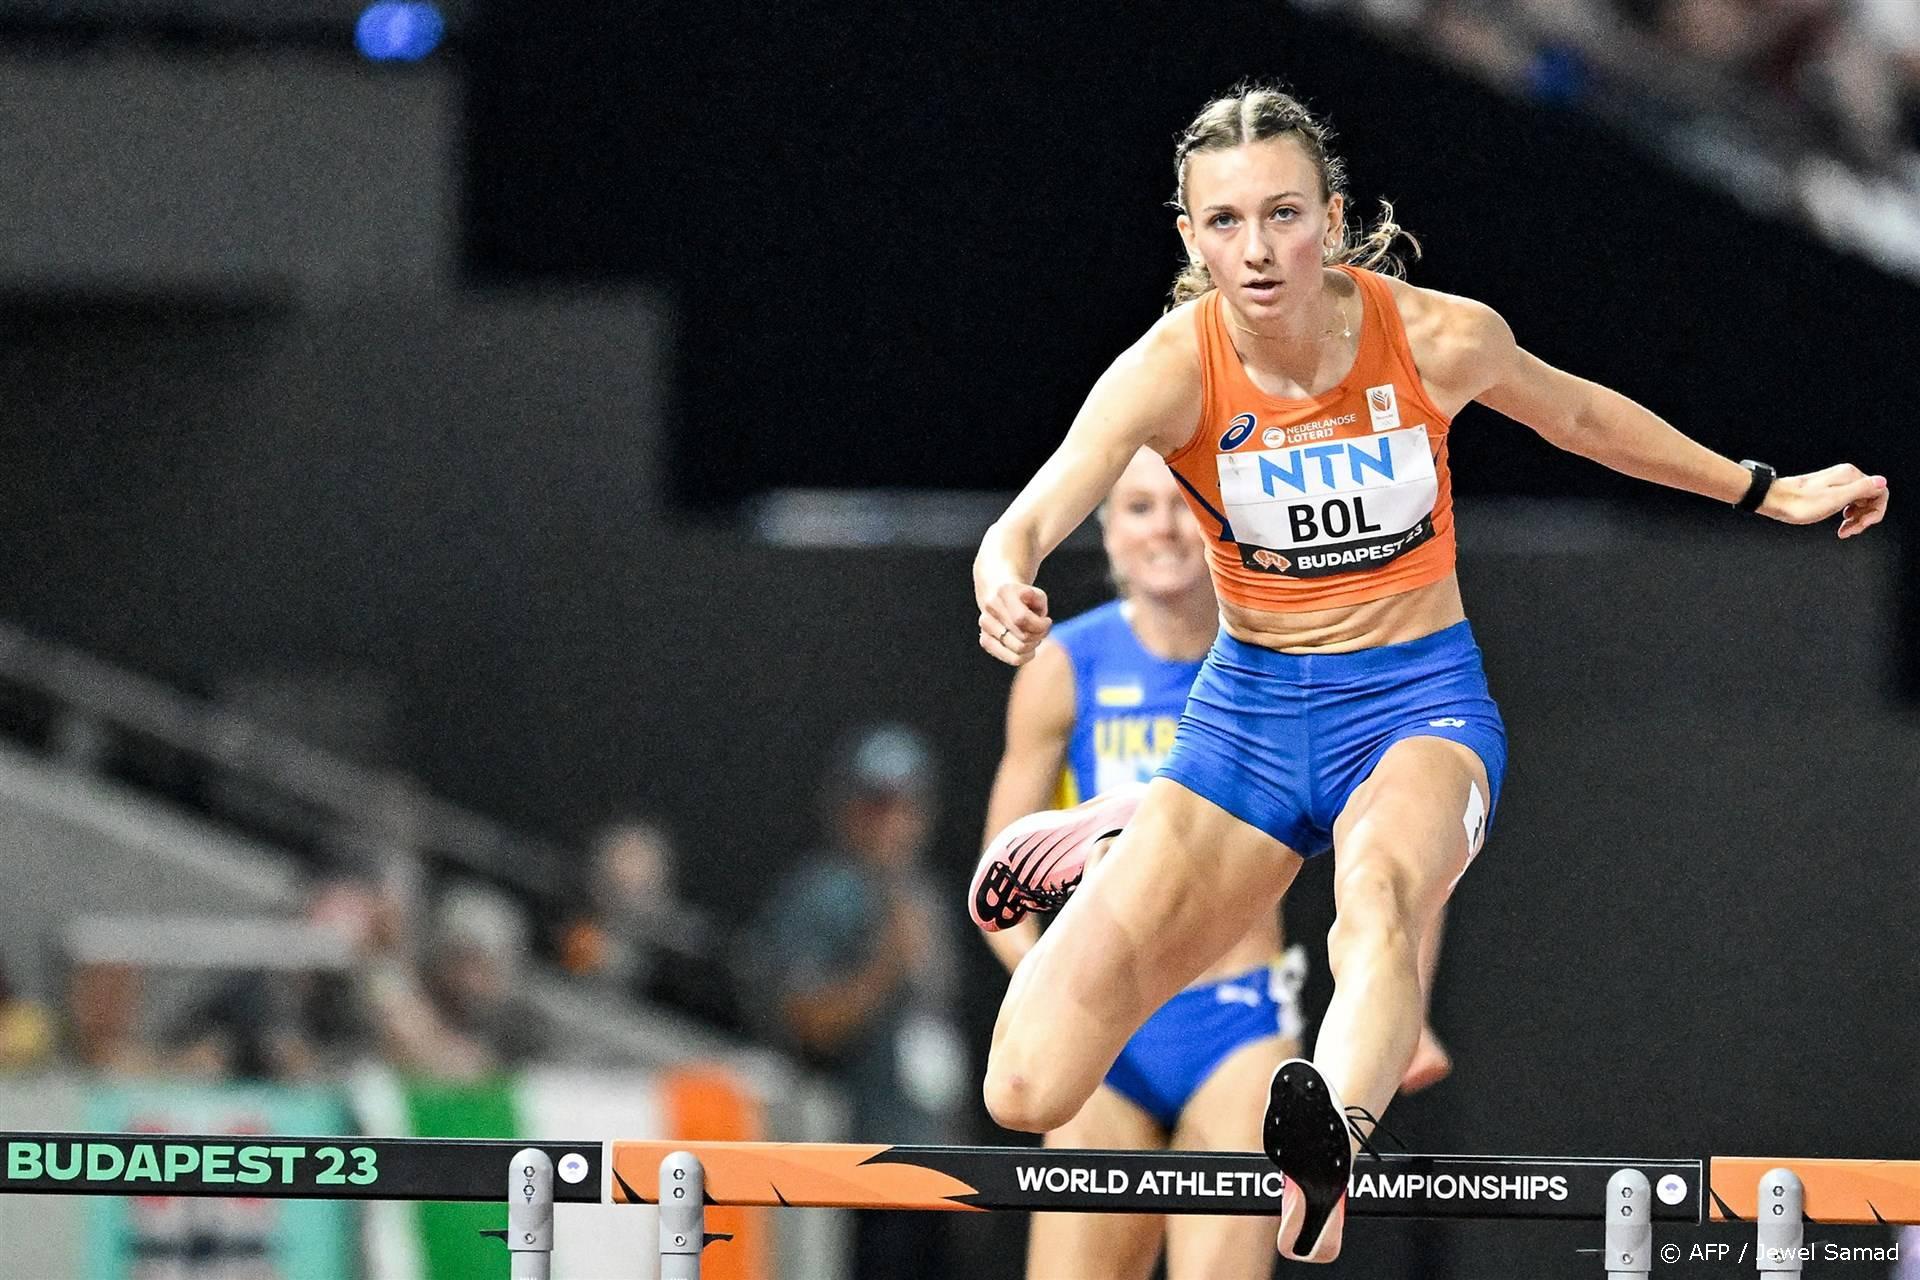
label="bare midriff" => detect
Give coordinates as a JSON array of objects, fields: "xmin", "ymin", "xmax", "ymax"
[{"xmin": 1220, "ymin": 573, "xmax": 1466, "ymax": 654}]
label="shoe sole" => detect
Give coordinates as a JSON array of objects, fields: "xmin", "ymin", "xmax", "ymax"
[
  {"xmin": 1263, "ymin": 1058, "xmax": 1352, "ymax": 1257},
  {"xmin": 967, "ymin": 786, "xmax": 1144, "ymax": 931}
]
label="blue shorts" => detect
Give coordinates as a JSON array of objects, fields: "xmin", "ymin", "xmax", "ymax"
[
  {"xmin": 1104, "ymin": 951, "xmax": 1308, "ymax": 1131},
  {"xmin": 1156, "ymin": 620, "xmax": 1507, "ymax": 858},
  {"xmin": 1105, "ymin": 951, "xmax": 1313, "ymax": 1128}
]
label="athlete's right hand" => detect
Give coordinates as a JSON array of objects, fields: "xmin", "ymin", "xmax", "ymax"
[{"xmin": 978, "ymin": 583, "xmax": 1050, "ymax": 666}]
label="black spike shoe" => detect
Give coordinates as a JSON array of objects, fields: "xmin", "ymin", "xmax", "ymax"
[{"xmin": 1262, "ymin": 1058, "xmax": 1354, "ymax": 1258}]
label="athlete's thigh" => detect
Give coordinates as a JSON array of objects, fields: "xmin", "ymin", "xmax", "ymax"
[
  {"xmin": 1164, "ymin": 1034, "xmax": 1297, "ymax": 1280},
  {"xmin": 1332, "ymin": 735, "xmax": 1491, "ymax": 921},
  {"xmin": 1027, "ymin": 1087, "xmax": 1167, "ymax": 1280},
  {"xmin": 992, "ymin": 779, "xmax": 1303, "ymax": 1107}
]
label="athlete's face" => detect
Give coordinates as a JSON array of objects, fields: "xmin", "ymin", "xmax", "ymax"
[
  {"xmin": 1103, "ymin": 449, "xmax": 1208, "ymax": 601},
  {"xmin": 1177, "ymin": 136, "xmax": 1344, "ymax": 315}
]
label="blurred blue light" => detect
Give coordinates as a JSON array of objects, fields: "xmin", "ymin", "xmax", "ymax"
[
  {"xmin": 1525, "ymin": 45, "xmax": 1588, "ymax": 106},
  {"xmin": 356, "ymin": 2, "xmax": 444, "ymax": 62}
]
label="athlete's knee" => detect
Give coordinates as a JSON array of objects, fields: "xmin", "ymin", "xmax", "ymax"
[
  {"xmin": 982, "ymin": 1055, "xmax": 1078, "ymax": 1133},
  {"xmin": 1327, "ymin": 862, "xmax": 1419, "ymax": 966},
  {"xmin": 1333, "ymin": 859, "xmax": 1418, "ymax": 925}
]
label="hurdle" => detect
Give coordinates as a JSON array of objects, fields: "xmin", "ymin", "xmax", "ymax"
[{"xmin": 4, "ymin": 1131, "xmax": 1916, "ymax": 1277}]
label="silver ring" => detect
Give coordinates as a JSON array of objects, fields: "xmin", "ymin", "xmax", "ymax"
[{"xmin": 997, "ymin": 626, "xmax": 1012, "ymax": 644}]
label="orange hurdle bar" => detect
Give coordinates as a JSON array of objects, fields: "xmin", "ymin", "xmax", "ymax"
[
  {"xmin": 1710, "ymin": 1157, "xmax": 1920, "ymax": 1225},
  {"xmin": 615, "ymin": 1141, "xmax": 987, "ymax": 1212}
]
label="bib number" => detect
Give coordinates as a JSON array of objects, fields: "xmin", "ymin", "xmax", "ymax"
[{"xmin": 1216, "ymin": 426, "xmax": 1438, "ymax": 578}]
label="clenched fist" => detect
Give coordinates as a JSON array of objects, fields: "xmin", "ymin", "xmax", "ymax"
[{"xmin": 978, "ymin": 583, "xmax": 1051, "ymax": 666}]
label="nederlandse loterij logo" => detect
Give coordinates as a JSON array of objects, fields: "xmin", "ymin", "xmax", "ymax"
[
  {"xmin": 1366, "ymin": 384, "xmax": 1400, "ymax": 432},
  {"xmin": 1289, "ymin": 412, "xmax": 1355, "ymax": 444}
]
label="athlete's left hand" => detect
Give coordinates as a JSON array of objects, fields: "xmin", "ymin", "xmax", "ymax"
[{"xmin": 1760, "ymin": 465, "xmax": 1889, "ymax": 538}]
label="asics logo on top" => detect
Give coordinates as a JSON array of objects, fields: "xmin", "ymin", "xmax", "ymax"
[
  {"xmin": 1219, "ymin": 413, "xmax": 1258, "ymax": 451},
  {"xmin": 1221, "ymin": 411, "xmax": 1371, "ymax": 455}
]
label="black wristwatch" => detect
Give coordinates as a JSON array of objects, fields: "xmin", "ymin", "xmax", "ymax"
[{"xmin": 1735, "ymin": 460, "xmax": 1776, "ymax": 513}]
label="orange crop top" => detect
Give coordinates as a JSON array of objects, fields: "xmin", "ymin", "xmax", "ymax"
[{"xmin": 1163, "ymin": 265, "xmax": 1457, "ymax": 613}]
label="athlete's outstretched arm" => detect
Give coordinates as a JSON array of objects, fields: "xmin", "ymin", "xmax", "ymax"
[
  {"xmin": 1444, "ymin": 300, "xmax": 1889, "ymax": 538},
  {"xmin": 976, "ymin": 314, "xmax": 1204, "ymax": 666},
  {"xmin": 977, "ymin": 641, "xmax": 1077, "ymax": 973}
]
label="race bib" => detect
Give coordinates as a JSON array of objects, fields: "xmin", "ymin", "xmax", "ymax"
[{"xmin": 1216, "ymin": 425, "xmax": 1438, "ymax": 578}]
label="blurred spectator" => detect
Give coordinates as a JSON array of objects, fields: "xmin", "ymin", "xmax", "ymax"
[
  {"xmin": 415, "ymin": 881, "xmax": 545, "ymax": 1074},
  {"xmin": 747, "ymin": 724, "xmax": 968, "ymax": 1279},
  {"xmin": 0, "ymin": 961, "xmax": 53, "ymax": 1072},
  {"xmin": 66, "ymin": 961, "xmax": 153, "ymax": 1074},
  {"xmin": 63, "ymin": 854, "xmax": 546, "ymax": 1084},
  {"xmin": 559, "ymin": 817, "xmax": 736, "ymax": 1026},
  {"xmin": 163, "ymin": 970, "xmax": 319, "ymax": 1082},
  {"xmin": 1841, "ymin": 0, "xmax": 1920, "ymax": 158},
  {"xmin": 1291, "ymin": 0, "xmax": 1920, "ymax": 275},
  {"xmin": 320, "ymin": 860, "xmax": 532, "ymax": 1081},
  {"xmin": 159, "ymin": 866, "xmax": 393, "ymax": 1082}
]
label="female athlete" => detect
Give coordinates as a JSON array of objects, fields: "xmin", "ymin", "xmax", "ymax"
[{"xmin": 972, "ymin": 84, "xmax": 1888, "ymax": 1264}]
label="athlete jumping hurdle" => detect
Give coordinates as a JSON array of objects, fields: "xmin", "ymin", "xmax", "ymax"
[{"xmin": 971, "ymin": 81, "xmax": 1889, "ymax": 1264}]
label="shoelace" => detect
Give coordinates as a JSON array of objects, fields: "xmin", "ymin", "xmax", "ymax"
[
  {"xmin": 1016, "ymin": 872, "xmax": 1082, "ymax": 913},
  {"xmin": 1005, "ymin": 826, "xmax": 1120, "ymax": 914},
  {"xmin": 1342, "ymin": 1105, "xmax": 1402, "ymax": 1162}
]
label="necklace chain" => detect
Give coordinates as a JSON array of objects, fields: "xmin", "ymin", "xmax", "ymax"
[{"xmin": 1228, "ymin": 291, "xmax": 1353, "ymax": 343}]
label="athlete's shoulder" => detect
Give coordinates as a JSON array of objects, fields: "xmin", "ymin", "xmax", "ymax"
[
  {"xmin": 1113, "ymin": 299, "xmax": 1203, "ymax": 378},
  {"xmin": 1377, "ymin": 276, "xmax": 1512, "ymax": 354},
  {"xmin": 1376, "ymin": 275, "xmax": 1516, "ymax": 395},
  {"xmin": 1086, "ymin": 301, "xmax": 1207, "ymax": 458}
]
